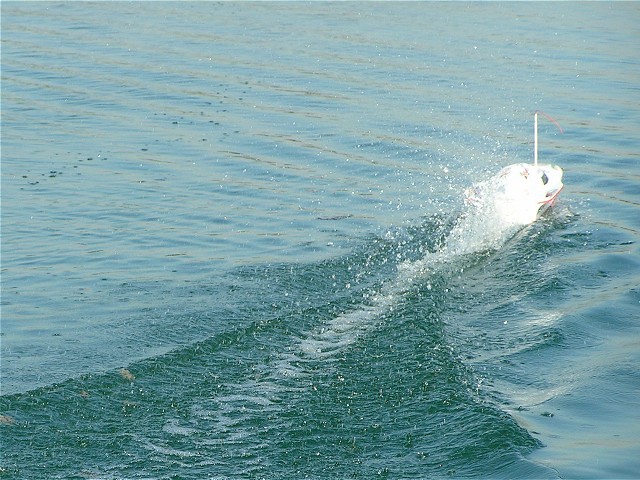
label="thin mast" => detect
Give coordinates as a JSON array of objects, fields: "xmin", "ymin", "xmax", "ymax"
[
  {"xmin": 533, "ymin": 110, "xmax": 563, "ymax": 167},
  {"xmin": 534, "ymin": 111, "xmax": 538, "ymax": 167}
]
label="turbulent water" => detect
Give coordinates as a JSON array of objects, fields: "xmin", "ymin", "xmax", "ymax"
[{"xmin": 2, "ymin": 3, "xmax": 639, "ymax": 479}]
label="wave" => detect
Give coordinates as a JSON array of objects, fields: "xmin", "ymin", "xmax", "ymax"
[{"xmin": 0, "ymin": 199, "xmax": 570, "ymax": 479}]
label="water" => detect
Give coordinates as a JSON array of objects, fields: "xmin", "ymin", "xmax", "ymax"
[{"xmin": 2, "ymin": 2, "xmax": 639, "ymax": 478}]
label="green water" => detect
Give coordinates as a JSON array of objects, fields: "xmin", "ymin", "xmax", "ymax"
[{"xmin": 2, "ymin": 2, "xmax": 639, "ymax": 478}]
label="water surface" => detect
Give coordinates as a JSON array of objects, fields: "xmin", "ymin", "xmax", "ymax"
[{"xmin": 2, "ymin": 2, "xmax": 639, "ymax": 478}]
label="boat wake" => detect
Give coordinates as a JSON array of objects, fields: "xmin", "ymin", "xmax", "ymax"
[
  {"xmin": 277, "ymin": 112, "xmax": 565, "ymax": 377},
  {"xmin": 185, "ymin": 113, "xmax": 567, "ymax": 476}
]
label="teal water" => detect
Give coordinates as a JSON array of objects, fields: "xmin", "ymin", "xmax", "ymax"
[{"xmin": 2, "ymin": 2, "xmax": 639, "ymax": 479}]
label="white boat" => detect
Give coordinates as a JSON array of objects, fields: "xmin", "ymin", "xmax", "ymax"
[{"xmin": 465, "ymin": 112, "xmax": 564, "ymax": 227}]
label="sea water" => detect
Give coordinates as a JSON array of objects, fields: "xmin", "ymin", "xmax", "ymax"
[{"xmin": 2, "ymin": 3, "xmax": 639, "ymax": 478}]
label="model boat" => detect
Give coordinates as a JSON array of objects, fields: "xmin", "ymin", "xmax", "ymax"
[{"xmin": 465, "ymin": 111, "xmax": 564, "ymax": 227}]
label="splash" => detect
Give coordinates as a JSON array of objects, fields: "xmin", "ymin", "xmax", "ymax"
[
  {"xmin": 281, "ymin": 112, "xmax": 565, "ymax": 376},
  {"xmin": 288, "ymin": 169, "xmax": 561, "ymax": 375},
  {"xmin": 447, "ymin": 163, "xmax": 563, "ymax": 256}
]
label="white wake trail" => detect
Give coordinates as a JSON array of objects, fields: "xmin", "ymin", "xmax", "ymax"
[{"xmin": 278, "ymin": 158, "xmax": 564, "ymax": 377}]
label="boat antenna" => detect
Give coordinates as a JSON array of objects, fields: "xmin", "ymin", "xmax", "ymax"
[
  {"xmin": 534, "ymin": 110, "xmax": 564, "ymax": 167},
  {"xmin": 534, "ymin": 111, "xmax": 539, "ymax": 167}
]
